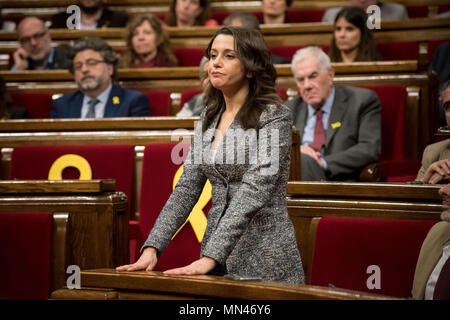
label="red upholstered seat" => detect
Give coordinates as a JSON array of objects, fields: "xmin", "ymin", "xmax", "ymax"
[
  {"xmin": 359, "ymin": 85, "xmax": 420, "ymax": 182},
  {"xmin": 269, "ymin": 45, "xmax": 305, "ymax": 61},
  {"xmin": 376, "ymin": 42, "xmax": 419, "ymax": 60},
  {"xmin": 438, "ymin": 4, "xmax": 450, "ymax": 14},
  {"xmin": 427, "ymin": 39, "xmax": 450, "ymax": 61},
  {"xmin": 172, "ymin": 48, "xmax": 205, "ymax": 67},
  {"xmin": 141, "ymin": 90, "xmax": 171, "ymax": 116},
  {"xmin": 406, "ymin": 5, "xmax": 429, "ymax": 18},
  {"xmin": 9, "ymin": 145, "xmax": 135, "ymax": 212},
  {"xmin": 180, "ymin": 89, "xmax": 203, "ymax": 111},
  {"xmin": 285, "ymin": 8, "xmax": 325, "ymax": 23},
  {"xmin": 309, "ymin": 217, "xmax": 438, "ymax": 298},
  {"xmin": 130, "ymin": 143, "xmax": 211, "ymax": 270},
  {"xmin": 10, "ymin": 92, "xmax": 53, "ymax": 119},
  {"xmin": 0, "ymin": 212, "xmax": 52, "ymax": 300}
]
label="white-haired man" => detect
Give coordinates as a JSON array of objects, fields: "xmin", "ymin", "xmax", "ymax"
[{"xmin": 285, "ymin": 46, "xmax": 381, "ymax": 181}]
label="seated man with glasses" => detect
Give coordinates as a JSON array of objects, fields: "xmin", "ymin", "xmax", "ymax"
[
  {"xmin": 50, "ymin": 37, "xmax": 150, "ymax": 118},
  {"xmin": 11, "ymin": 16, "xmax": 67, "ymax": 71}
]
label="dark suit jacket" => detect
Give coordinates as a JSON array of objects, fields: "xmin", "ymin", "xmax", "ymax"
[
  {"xmin": 50, "ymin": 85, "xmax": 150, "ymax": 118},
  {"xmin": 50, "ymin": 8, "xmax": 128, "ymax": 28},
  {"xmin": 285, "ymin": 85, "xmax": 382, "ymax": 180}
]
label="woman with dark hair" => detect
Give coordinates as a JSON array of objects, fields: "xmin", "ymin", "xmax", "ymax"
[
  {"xmin": 117, "ymin": 27, "xmax": 305, "ymax": 284},
  {"xmin": 328, "ymin": 6, "xmax": 381, "ymax": 62},
  {"xmin": 122, "ymin": 14, "xmax": 178, "ymax": 68},
  {"xmin": 166, "ymin": 0, "xmax": 218, "ymax": 27}
]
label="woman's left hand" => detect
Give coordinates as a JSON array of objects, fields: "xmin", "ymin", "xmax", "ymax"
[{"xmin": 163, "ymin": 256, "xmax": 217, "ymax": 275}]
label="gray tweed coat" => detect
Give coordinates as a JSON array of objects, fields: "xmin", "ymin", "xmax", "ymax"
[{"xmin": 143, "ymin": 103, "xmax": 305, "ymax": 284}]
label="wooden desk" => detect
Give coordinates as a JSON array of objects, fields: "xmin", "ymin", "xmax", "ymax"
[
  {"xmin": 286, "ymin": 181, "xmax": 443, "ymax": 283},
  {"xmin": 50, "ymin": 268, "xmax": 395, "ymax": 300},
  {"xmin": 0, "ymin": 179, "xmax": 129, "ymax": 293}
]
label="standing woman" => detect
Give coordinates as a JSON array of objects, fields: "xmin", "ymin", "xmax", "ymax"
[
  {"xmin": 328, "ymin": 6, "xmax": 381, "ymax": 62},
  {"xmin": 166, "ymin": 0, "xmax": 218, "ymax": 27},
  {"xmin": 117, "ymin": 27, "xmax": 305, "ymax": 284},
  {"xmin": 122, "ymin": 14, "xmax": 178, "ymax": 68}
]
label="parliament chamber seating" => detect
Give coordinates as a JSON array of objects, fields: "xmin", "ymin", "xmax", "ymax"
[
  {"xmin": 309, "ymin": 217, "xmax": 438, "ymax": 298},
  {"xmin": 129, "ymin": 143, "xmax": 211, "ymax": 270},
  {"xmin": 10, "ymin": 92, "xmax": 53, "ymax": 119},
  {"xmin": 9, "ymin": 145, "xmax": 136, "ymax": 212},
  {"xmin": 172, "ymin": 48, "xmax": 205, "ymax": 67},
  {"xmin": 141, "ymin": 90, "xmax": 171, "ymax": 116},
  {"xmin": 0, "ymin": 211, "xmax": 53, "ymax": 300}
]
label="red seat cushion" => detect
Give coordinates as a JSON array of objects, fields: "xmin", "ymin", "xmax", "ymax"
[
  {"xmin": 0, "ymin": 212, "xmax": 52, "ymax": 300},
  {"xmin": 133, "ymin": 143, "xmax": 211, "ymax": 269},
  {"xmin": 180, "ymin": 89, "xmax": 203, "ymax": 110},
  {"xmin": 269, "ymin": 45, "xmax": 306, "ymax": 60},
  {"xmin": 310, "ymin": 217, "xmax": 438, "ymax": 298},
  {"xmin": 172, "ymin": 48, "xmax": 205, "ymax": 67},
  {"xmin": 376, "ymin": 42, "xmax": 419, "ymax": 60},
  {"xmin": 285, "ymin": 8, "xmax": 325, "ymax": 23},
  {"xmin": 141, "ymin": 90, "xmax": 171, "ymax": 116},
  {"xmin": 360, "ymin": 85, "xmax": 406, "ymax": 161},
  {"xmin": 406, "ymin": 5, "xmax": 429, "ymax": 18},
  {"xmin": 9, "ymin": 145, "xmax": 135, "ymax": 212},
  {"xmin": 10, "ymin": 92, "xmax": 53, "ymax": 119}
]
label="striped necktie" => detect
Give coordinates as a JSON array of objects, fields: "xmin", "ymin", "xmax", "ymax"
[{"xmin": 85, "ymin": 98, "xmax": 99, "ymax": 118}]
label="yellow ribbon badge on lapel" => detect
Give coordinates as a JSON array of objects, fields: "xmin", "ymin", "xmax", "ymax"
[
  {"xmin": 112, "ymin": 96, "xmax": 120, "ymax": 104},
  {"xmin": 331, "ymin": 122, "xmax": 341, "ymax": 129},
  {"xmin": 171, "ymin": 165, "xmax": 211, "ymax": 243}
]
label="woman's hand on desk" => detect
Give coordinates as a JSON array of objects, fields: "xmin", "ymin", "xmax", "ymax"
[
  {"xmin": 115, "ymin": 247, "xmax": 157, "ymax": 272},
  {"xmin": 163, "ymin": 256, "xmax": 217, "ymax": 276}
]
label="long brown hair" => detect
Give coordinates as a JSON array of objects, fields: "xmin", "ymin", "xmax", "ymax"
[
  {"xmin": 329, "ymin": 6, "xmax": 379, "ymax": 62},
  {"xmin": 122, "ymin": 14, "xmax": 177, "ymax": 67},
  {"xmin": 202, "ymin": 27, "xmax": 282, "ymax": 132},
  {"xmin": 166, "ymin": 0, "xmax": 210, "ymax": 27}
]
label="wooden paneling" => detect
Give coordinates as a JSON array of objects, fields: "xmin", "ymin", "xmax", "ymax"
[{"xmin": 50, "ymin": 268, "xmax": 396, "ymax": 300}]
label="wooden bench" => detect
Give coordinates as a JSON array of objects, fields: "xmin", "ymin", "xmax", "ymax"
[
  {"xmin": 0, "ymin": 17, "xmax": 448, "ymax": 54},
  {"xmin": 0, "ymin": 179, "xmax": 128, "ymax": 298},
  {"xmin": 2, "ymin": 0, "xmax": 449, "ymax": 22},
  {"xmin": 50, "ymin": 268, "xmax": 396, "ymax": 300},
  {"xmin": 286, "ymin": 181, "xmax": 443, "ymax": 283}
]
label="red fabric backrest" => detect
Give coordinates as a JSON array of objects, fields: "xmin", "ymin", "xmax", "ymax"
[
  {"xmin": 309, "ymin": 217, "xmax": 438, "ymax": 298},
  {"xmin": 269, "ymin": 45, "xmax": 306, "ymax": 60},
  {"xmin": 172, "ymin": 48, "xmax": 205, "ymax": 67},
  {"xmin": 9, "ymin": 145, "xmax": 135, "ymax": 211},
  {"xmin": 406, "ymin": 5, "xmax": 429, "ymax": 18},
  {"xmin": 438, "ymin": 4, "xmax": 450, "ymax": 14},
  {"xmin": 276, "ymin": 88, "xmax": 287, "ymax": 101},
  {"xmin": 376, "ymin": 42, "xmax": 419, "ymax": 60},
  {"xmin": 427, "ymin": 39, "xmax": 450, "ymax": 61},
  {"xmin": 359, "ymin": 85, "xmax": 406, "ymax": 161},
  {"xmin": 180, "ymin": 89, "xmax": 203, "ymax": 110},
  {"xmin": 0, "ymin": 212, "xmax": 52, "ymax": 300},
  {"xmin": 211, "ymin": 11, "xmax": 232, "ymax": 24},
  {"xmin": 138, "ymin": 143, "xmax": 211, "ymax": 270},
  {"xmin": 141, "ymin": 90, "xmax": 171, "ymax": 116},
  {"xmin": 285, "ymin": 8, "xmax": 325, "ymax": 22},
  {"xmin": 10, "ymin": 92, "xmax": 53, "ymax": 119}
]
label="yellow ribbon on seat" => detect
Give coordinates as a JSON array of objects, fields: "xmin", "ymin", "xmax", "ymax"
[
  {"xmin": 171, "ymin": 165, "xmax": 211, "ymax": 243},
  {"xmin": 48, "ymin": 154, "xmax": 92, "ymax": 180}
]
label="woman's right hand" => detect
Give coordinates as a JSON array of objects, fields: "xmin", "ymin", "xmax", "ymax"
[{"xmin": 115, "ymin": 247, "xmax": 158, "ymax": 272}]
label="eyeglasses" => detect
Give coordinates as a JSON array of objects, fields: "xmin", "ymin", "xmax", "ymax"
[
  {"xmin": 73, "ymin": 59, "xmax": 106, "ymax": 71},
  {"xmin": 18, "ymin": 30, "xmax": 47, "ymax": 45}
]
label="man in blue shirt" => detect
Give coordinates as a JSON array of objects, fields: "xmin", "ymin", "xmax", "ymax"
[{"xmin": 11, "ymin": 16, "xmax": 67, "ymax": 71}]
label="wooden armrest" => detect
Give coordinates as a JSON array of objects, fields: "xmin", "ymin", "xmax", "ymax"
[{"xmin": 359, "ymin": 162, "xmax": 385, "ymax": 182}]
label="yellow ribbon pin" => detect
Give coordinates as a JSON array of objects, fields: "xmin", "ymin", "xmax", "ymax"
[
  {"xmin": 48, "ymin": 154, "xmax": 92, "ymax": 180},
  {"xmin": 171, "ymin": 165, "xmax": 211, "ymax": 243},
  {"xmin": 113, "ymin": 96, "xmax": 120, "ymax": 104},
  {"xmin": 331, "ymin": 122, "xmax": 341, "ymax": 129}
]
